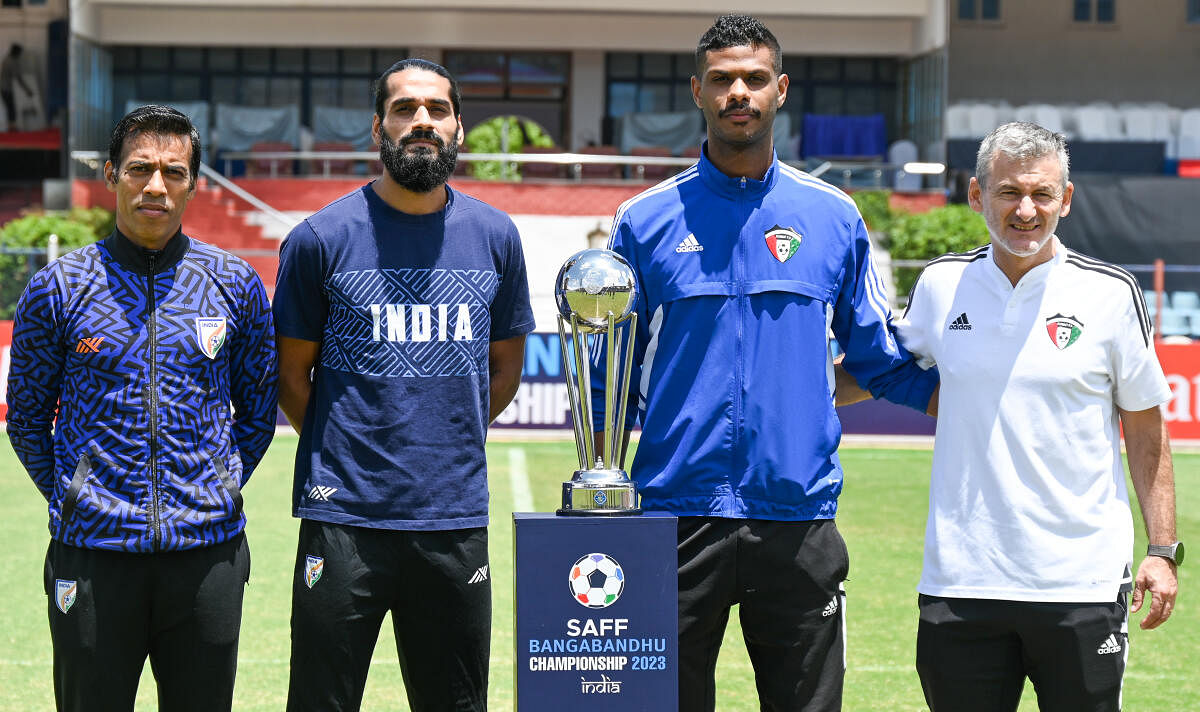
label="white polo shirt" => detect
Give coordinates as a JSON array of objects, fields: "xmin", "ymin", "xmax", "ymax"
[{"xmin": 895, "ymin": 238, "xmax": 1171, "ymax": 602}]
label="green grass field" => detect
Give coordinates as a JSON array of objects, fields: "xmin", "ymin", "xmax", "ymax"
[{"xmin": 1, "ymin": 436, "xmax": 1195, "ymax": 710}]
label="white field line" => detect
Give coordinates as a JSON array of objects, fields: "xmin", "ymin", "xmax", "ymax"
[{"xmin": 507, "ymin": 446, "xmax": 534, "ymax": 513}]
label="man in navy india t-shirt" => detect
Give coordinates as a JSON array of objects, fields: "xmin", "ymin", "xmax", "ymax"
[{"xmin": 274, "ymin": 58, "xmax": 535, "ymax": 711}]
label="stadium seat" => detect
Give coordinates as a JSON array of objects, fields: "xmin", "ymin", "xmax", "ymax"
[
  {"xmin": 576, "ymin": 145, "xmax": 622, "ymax": 180},
  {"xmin": 1179, "ymin": 109, "xmax": 1200, "ymax": 159},
  {"xmin": 888, "ymin": 139, "xmax": 921, "ymax": 191},
  {"xmin": 967, "ymin": 104, "xmax": 1002, "ymax": 139},
  {"xmin": 521, "ymin": 145, "xmax": 567, "ymax": 180},
  {"xmin": 945, "ymin": 104, "xmax": 974, "ymax": 139},
  {"xmin": 1015, "ymin": 104, "xmax": 1066, "ymax": 135},
  {"xmin": 1144, "ymin": 288, "xmax": 1166, "ymax": 314},
  {"xmin": 1119, "ymin": 105, "xmax": 1175, "ymax": 158},
  {"xmin": 311, "ymin": 141, "xmax": 355, "ymax": 176},
  {"xmin": 246, "ymin": 141, "xmax": 296, "ymax": 177},
  {"xmin": 1171, "ymin": 290, "xmax": 1200, "ymax": 311},
  {"xmin": 1159, "ymin": 309, "xmax": 1194, "ymax": 338},
  {"xmin": 1075, "ymin": 104, "xmax": 1123, "ymax": 141},
  {"xmin": 631, "ymin": 145, "xmax": 673, "ymax": 182}
]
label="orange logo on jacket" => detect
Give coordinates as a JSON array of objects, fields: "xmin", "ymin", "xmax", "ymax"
[{"xmin": 75, "ymin": 337, "xmax": 105, "ymax": 353}]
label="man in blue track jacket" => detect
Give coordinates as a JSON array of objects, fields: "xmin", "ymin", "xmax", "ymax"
[
  {"xmin": 591, "ymin": 15, "xmax": 938, "ymax": 711},
  {"xmin": 6, "ymin": 105, "xmax": 278, "ymax": 712}
]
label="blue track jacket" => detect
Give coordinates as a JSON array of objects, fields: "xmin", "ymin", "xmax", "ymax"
[
  {"xmin": 591, "ymin": 146, "xmax": 937, "ymax": 520},
  {"xmin": 6, "ymin": 230, "xmax": 278, "ymax": 552}
]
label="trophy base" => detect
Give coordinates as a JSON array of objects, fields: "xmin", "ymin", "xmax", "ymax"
[{"xmin": 557, "ymin": 481, "xmax": 641, "ymax": 516}]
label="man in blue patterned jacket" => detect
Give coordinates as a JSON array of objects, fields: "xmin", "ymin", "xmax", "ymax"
[{"xmin": 6, "ymin": 105, "xmax": 278, "ymax": 712}]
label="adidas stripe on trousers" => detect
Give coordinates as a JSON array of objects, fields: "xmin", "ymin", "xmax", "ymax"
[
  {"xmin": 676, "ymin": 517, "xmax": 849, "ymax": 712},
  {"xmin": 916, "ymin": 593, "xmax": 1129, "ymax": 712},
  {"xmin": 286, "ymin": 520, "xmax": 490, "ymax": 712}
]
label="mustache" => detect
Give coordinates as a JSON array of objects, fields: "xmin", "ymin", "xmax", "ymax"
[
  {"xmin": 719, "ymin": 103, "xmax": 760, "ymax": 118},
  {"xmin": 401, "ymin": 130, "xmax": 446, "ymax": 148}
]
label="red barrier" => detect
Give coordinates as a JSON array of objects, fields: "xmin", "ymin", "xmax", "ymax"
[{"xmin": 1159, "ymin": 343, "xmax": 1200, "ymax": 440}]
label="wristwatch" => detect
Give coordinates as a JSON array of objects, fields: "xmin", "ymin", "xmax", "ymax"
[{"xmin": 1147, "ymin": 541, "xmax": 1185, "ymax": 566}]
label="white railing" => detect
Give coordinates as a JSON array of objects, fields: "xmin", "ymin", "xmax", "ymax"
[{"xmin": 70, "ymin": 150, "xmax": 295, "ymax": 230}]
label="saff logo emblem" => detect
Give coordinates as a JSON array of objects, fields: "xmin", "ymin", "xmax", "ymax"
[
  {"xmin": 764, "ymin": 225, "xmax": 802, "ymax": 263},
  {"xmin": 196, "ymin": 317, "xmax": 227, "ymax": 360},
  {"xmin": 55, "ymin": 579, "xmax": 77, "ymax": 614},
  {"xmin": 1045, "ymin": 314, "xmax": 1084, "ymax": 350},
  {"xmin": 304, "ymin": 555, "xmax": 324, "ymax": 589}
]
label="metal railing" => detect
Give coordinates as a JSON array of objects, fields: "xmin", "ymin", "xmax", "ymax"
[
  {"xmin": 72, "ymin": 147, "xmax": 944, "ymax": 189},
  {"xmin": 216, "ymin": 149, "xmax": 701, "ymax": 181},
  {"xmin": 70, "ymin": 150, "xmax": 295, "ymax": 231}
]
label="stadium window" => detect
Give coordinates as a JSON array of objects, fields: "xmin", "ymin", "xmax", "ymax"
[
  {"xmin": 603, "ymin": 52, "xmax": 693, "ymax": 117},
  {"xmin": 110, "ymin": 46, "xmax": 405, "ymax": 128},
  {"xmin": 958, "ymin": 0, "xmax": 1001, "ymax": 20},
  {"xmin": 1074, "ymin": 0, "xmax": 1115, "ymax": 22}
]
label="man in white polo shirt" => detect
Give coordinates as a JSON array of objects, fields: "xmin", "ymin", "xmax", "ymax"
[{"xmin": 894, "ymin": 122, "xmax": 1181, "ymax": 711}]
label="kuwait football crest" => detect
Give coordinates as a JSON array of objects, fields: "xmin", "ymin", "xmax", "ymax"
[
  {"xmin": 55, "ymin": 579, "xmax": 77, "ymax": 614},
  {"xmin": 764, "ymin": 225, "xmax": 802, "ymax": 263},
  {"xmin": 195, "ymin": 317, "xmax": 227, "ymax": 360},
  {"xmin": 1046, "ymin": 314, "xmax": 1084, "ymax": 350},
  {"xmin": 304, "ymin": 555, "xmax": 324, "ymax": 589}
]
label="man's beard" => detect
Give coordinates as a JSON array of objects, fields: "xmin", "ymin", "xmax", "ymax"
[{"xmin": 379, "ymin": 127, "xmax": 458, "ymax": 193}]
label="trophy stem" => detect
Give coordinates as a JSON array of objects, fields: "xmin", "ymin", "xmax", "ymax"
[
  {"xmin": 558, "ymin": 314, "xmax": 588, "ymax": 470},
  {"xmin": 572, "ymin": 314, "xmax": 596, "ymax": 468},
  {"xmin": 604, "ymin": 313, "xmax": 618, "ymax": 470},
  {"xmin": 616, "ymin": 312, "xmax": 637, "ymax": 471}
]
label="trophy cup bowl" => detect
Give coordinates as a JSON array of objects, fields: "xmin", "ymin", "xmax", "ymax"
[{"xmin": 555, "ymin": 249, "xmax": 642, "ymax": 515}]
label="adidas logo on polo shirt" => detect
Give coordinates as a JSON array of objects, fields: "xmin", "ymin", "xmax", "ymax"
[
  {"xmin": 1096, "ymin": 634, "xmax": 1122, "ymax": 655},
  {"xmin": 675, "ymin": 234, "xmax": 704, "ymax": 253},
  {"xmin": 948, "ymin": 312, "xmax": 972, "ymax": 331}
]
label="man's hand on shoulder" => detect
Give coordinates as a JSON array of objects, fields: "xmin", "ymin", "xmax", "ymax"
[{"xmin": 1132, "ymin": 554, "xmax": 1177, "ymax": 630}]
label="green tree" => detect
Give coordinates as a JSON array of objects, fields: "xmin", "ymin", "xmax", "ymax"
[
  {"xmin": 850, "ymin": 190, "xmax": 894, "ymax": 234},
  {"xmin": 0, "ymin": 210, "xmax": 112, "ymax": 319},
  {"xmin": 464, "ymin": 115, "xmax": 555, "ymax": 181},
  {"xmin": 886, "ymin": 204, "xmax": 989, "ymax": 298}
]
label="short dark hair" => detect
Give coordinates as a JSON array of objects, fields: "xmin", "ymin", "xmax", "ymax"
[
  {"xmin": 695, "ymin": 13, "xmax": 782, "ymax": 76},
  {"xmin": 107, "ymin": 105, "xmax": 201, "ymax": 186},
  {"xmin": 374, "ymin": 58, "xmax": 462, "ymax": 119}
]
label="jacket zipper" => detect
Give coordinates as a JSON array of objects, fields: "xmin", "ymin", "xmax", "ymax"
[
  {"xmin": 732, "ymin": 175, "xmax": 747, "ymax": 496},
  {"xmin": 146, "ymin": 252, "xmax": 162, "ymax": 551}
]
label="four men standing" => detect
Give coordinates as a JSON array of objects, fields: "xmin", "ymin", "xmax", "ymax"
[{"xmin": 3, "ymin": 27, "xmax": 1185, "ymax": 712}]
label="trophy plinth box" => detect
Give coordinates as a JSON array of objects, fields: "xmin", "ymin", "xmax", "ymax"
[{"xmin": 513, "ymin": 512, "xmax": 678, "ymax": 711}]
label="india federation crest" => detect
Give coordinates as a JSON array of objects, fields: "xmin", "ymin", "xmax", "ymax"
[
  {"xmin": 195, "ymin": 317, "xmax": 227, "ymax": 360},
  {"xmin": 764, "ymin": 225, "xmax": 802, "ymax": 263},
  {"xmin": 304, "ymin": 555, "xmax": 324, "ymax": 589},
  {"xmin": 1046, "ymin": 314, "xmax": 1084, "ymax": 350},
  {"xmin": 55, "ymin": 579, "xmax": 77, "ymax": 614}
]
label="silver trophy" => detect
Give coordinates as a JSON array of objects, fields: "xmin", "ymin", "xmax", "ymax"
[{"xmin": 555, "ymin": 248, "xmax": 641, "ymax": 515}]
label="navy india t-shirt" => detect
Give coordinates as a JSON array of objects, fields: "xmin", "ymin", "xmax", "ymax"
[{"xmin": 273, "ymin": 183, "xmax": 535, "ymax": 530}]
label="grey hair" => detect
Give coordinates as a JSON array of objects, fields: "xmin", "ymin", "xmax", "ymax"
[{"xmin": 975, "ymin": 121, "xmax": 1070, "ymax": 189}]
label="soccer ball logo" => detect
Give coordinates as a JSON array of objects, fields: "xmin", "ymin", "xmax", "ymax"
[{"xmin": 569, "ymin": 553, "xmax": 625, "ymax": 609}]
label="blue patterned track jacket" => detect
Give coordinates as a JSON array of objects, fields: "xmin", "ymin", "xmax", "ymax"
[{"xmin": 6, "ymin": 230, "xmax": 278, "ymax": 552}]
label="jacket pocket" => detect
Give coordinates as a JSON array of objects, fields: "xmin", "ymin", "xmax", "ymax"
[
  {"xmin": 213, "ymin": 459, "xmax": 244, "ymax": 516},
  {"xmin": 59, "ymin": 453, "xmax": 91, "ymax": 526}
]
